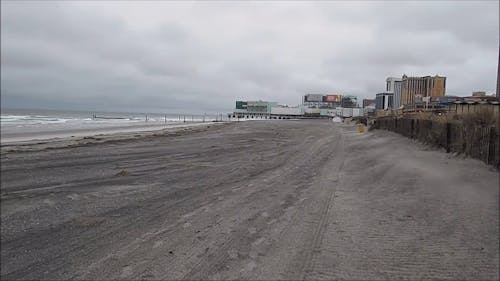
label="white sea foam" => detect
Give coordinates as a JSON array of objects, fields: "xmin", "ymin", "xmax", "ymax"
[{"xmin": 0, "ymin": 109, "xmax": 227, "ymax": 143}]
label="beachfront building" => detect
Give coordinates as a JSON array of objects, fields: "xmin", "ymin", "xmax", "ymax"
[
  {"xmin": 376, "ymin": 92, "xmax": 394, "ymax": 110},
  {"xmin": 301, "ymin": 93, "xmax": 365, "ymax": 117},
  {"xmin": 401, "ymin": 74, "xmax": 446, "ymax": 106},
  {"xmin": 232, "ymin": 93, "xmax": 362, "ymax": 119},
  {"xmin": 386, "ymin": 77, "xmax": 402, "ymax": 92},
  {"xmin": 386, "ymin": 77, "xmax": 403, "ymax": 109},
  {"xmin": 472, "ymin": 91, "xmax": 487, "ymax": 97},
  {"xmin": 362, "ymin": 99, "xmax": 376, "ymax": 116},
  {"xmin": 303, "ymin": 94, "xmax": 343, "ymax": 109},
  {"xmin": 393, "ymin": 80, "xmax": 403, "ymax": 109},
  {"xmin": 341, "ymin": 95, "xmax": 358, "ymax": 108},
  {"xmin": 302, "ymin": 94, "xmax": 344, "ymax": 117},
  {"xmin": 232, "ymin": 100, "xmax": 302, "ymax": 119},
  {"xmin": 232, "ymin": 100, "xmax": 277, "ymax": 118},
  {"xmin": 362, "ymin": 98, "xmax": 376, "ymax": 108},
  {"xmin": 270, "ymin": 106, "xmax": 303, "ymax": 119}
]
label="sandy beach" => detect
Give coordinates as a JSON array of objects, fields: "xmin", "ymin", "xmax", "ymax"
[
  {"xmin": 0, "ymin": 122, "xmax": 221, "ymax": 151},
  {"xmin": 1, "ymin": 120, "xmax": 498, "ymax": 280},
  {"xmin": 0, "ymin": 120, "xmax": 217, "ymax": 144}
]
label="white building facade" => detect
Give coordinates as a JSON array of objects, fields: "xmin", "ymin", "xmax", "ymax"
[{"xmin": 386, "ymin": 77, "xmax": 403, "ymax": 109}]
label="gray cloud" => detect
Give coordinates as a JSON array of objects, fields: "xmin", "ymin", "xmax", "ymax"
[{"xmin": 1, "ymin": 1, "xmax": 498, "ymax": 114}]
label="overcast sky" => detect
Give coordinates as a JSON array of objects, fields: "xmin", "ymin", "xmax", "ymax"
[{"xmin": 1, "ymin": 1, "xmax": 498, "ymax": 114}]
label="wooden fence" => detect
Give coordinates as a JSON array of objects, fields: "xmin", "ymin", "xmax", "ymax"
[{"xmin": 372, "ymin": 117, "xmax": 500, "ymax": 168}]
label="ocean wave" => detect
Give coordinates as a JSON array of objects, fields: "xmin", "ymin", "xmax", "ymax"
[
  {"xmin": 1, "ymin": 115, "xmax": 74, "ymax": 124},
  {"xmin": 1, "ymin": 112, "xmax": 219, "ymax": 132}
]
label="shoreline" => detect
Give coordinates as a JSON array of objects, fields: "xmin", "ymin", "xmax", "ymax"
[
  {"xmin": 1, "ymin": 121, "xmax": 228, "ymax": 153},
  {"xmin": 1, "ymin": 122, "xmax": 213, "ymax": 144}
]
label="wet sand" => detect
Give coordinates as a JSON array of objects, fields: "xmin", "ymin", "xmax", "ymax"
[
  {"xmin": 1, "ymin": 120, "xmax": 498, "ymax": 280},
  {"xmin": 0, "ymin": 121, "xmax": 211, "ymax": 144}
]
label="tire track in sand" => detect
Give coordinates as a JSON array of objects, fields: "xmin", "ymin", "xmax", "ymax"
[{"xmin": 285, "ymin": 125, "xmax": 346, "ymax": 280}]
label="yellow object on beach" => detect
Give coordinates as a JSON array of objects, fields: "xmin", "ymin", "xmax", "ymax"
[{"xmin": 358, "ymin": 124, "xmax": 365, "ymax": 133}]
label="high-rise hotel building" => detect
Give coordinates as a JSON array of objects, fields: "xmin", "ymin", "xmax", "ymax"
[{"xmin": 401, "ymin": 75, "xmax": 446, "ymax": 105}]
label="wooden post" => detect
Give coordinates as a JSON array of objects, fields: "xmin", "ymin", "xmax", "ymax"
[
  {"xmin": 494, "ymin": 126, "xmax": 499, "ymax": 167},
  {"xmin": 446, "ymin": 123, "xmax": 451, "ymax": 153},
  {"xmin": 486, "ymin": 126, "xmax": 492, "ymax": 164},
  {"xmin": 164, "ymin": 115, "xmax": 167, "ymax": 123},
  {"xmin": 183, "ymin": 115, "xmax": 186, "ymax": 123},
  {"xmin": 411, "ymin": 119, "xmax": 414, "ymax": 139}
]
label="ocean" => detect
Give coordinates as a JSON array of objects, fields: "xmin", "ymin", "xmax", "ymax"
[{"xmin": 1, "ymin": 108, "xmax": 226, "ymax": 143}]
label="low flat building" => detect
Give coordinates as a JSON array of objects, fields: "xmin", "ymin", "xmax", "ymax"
[
  {"xmin": 435, "ymin": 95, "xmax": 462, "ymax": 105},
  {"xmin": 232, "ymin": 100, "xmax": 277, "ymax": 118},
  {"xmin": 304, "ymin": 107, "xmax": 321, "ymax": 117},
  {"xmin": 376, "ymin": 92, "xmax": 394, "ymax": 110},
  {"xmin": 341, "ymin": 95, "xmax": 358, "ymax": 108},
  {"xmin": 303, "ymin": 94, "xmax": 343, "ymax": 109},
  {"xmin": 270, "ymin": 106, "xmax": 303, "ymax": 119},
  {"xmin": 232, "ymin": 100, "xmax": 305, "ymax": 119},
  {"xmin": 463, "ymin": 95, "xmax": 498, "ymax": 103},
  {"xmin": 362, "ymin": 99, "xmax": 376, "ymax": 108},
  {"xmin": 472, "ymin": 91, "xmax": 486, "ymax": 97}
]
